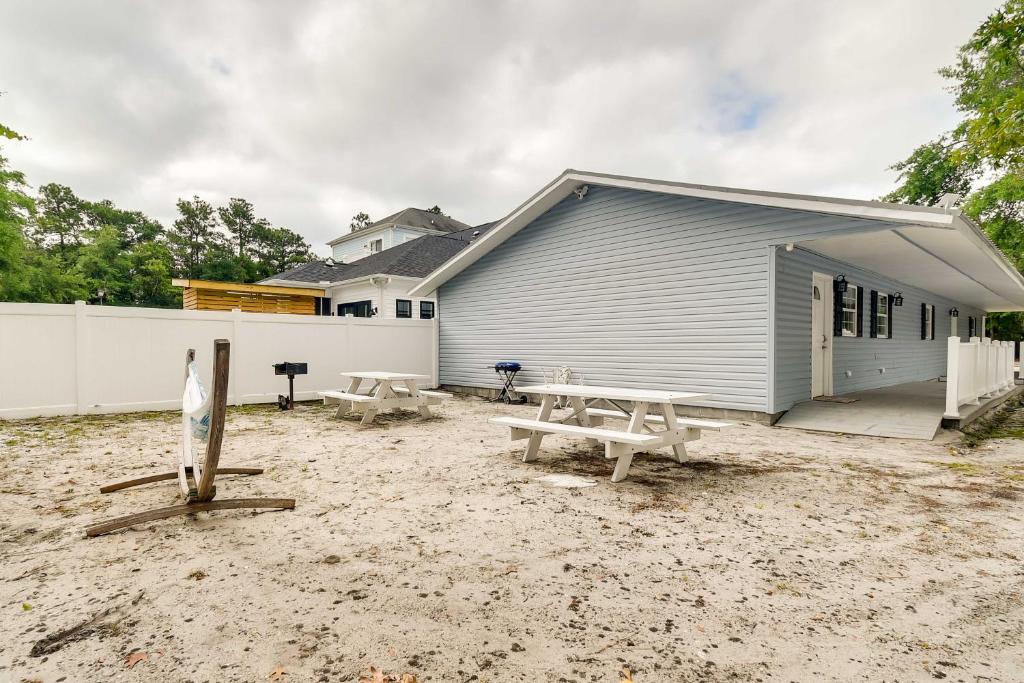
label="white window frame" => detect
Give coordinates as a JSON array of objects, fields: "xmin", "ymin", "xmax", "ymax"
[
  {"xmin": 924, "ymin": 304, "xmax": 934, "ymax": 340},
  {"xmin": 368, "ymin": 238, "xmax": 383, "ymax": 254},
  {"xmin": 841, "ymin": 285, "xmax": 858, "ymax": 337},
  {"xmin": 875, "ymin": 292, "xmax": 890, "ymax": 339}
]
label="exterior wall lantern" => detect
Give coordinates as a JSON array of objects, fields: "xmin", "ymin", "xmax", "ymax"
[
  {"xmin": 835, "ymin": 274, "xmax": 848, "ymax": 293},
  {"xmin": 892, "ymin": 292, "xmax": 904, "ymax": 306},
  {"xmin": 949, "ymin": 307, "xmax": 959, "ymax": 317}
]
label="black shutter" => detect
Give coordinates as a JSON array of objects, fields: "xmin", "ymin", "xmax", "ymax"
[
  {"xmin": 931, "ymin": 306, "xmax": 935, "ymax": 340},
  {"xmin": 855, "ymin": 286, "xmax": 863, "ymax": 337},
  {"xmin": 869, "ymin": 290, "xmax": 878, "ymax": 338},
  {"xmin": 921, "ymin": 303, "xmax": 927, "ymax": 340},
  {"xmin": 887, "ymin": 295, "xmax": 895, "ymax": 339},
  {"xmin": 833, "ymin": 280, "xmax": 843, "ymax": 336}
]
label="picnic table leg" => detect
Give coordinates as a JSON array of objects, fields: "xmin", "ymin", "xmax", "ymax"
[
  {"xmin": 334, "ymin": 377, "xmax": 363, "ymax": 418},
  {"xmin": 360, "ymin": 379, "xmax": 384, "ymax": 425},
  {"xmin": 404, "ymin": 379, "xmax": 432, "ymax": 418},
  {"xmin": 568, "ymin": 396, "xmax": 598, "ymax": 446},
  {"xmin": 660, "ymin": 402, "xmax": 687, "ymax": 463},
  {"xmin": 608, "ymin": 401, "xmax": 649, "ymax": 482},
  {"xmin": 523, "ymin": 395, "xmax": 555, "ymax": 462},
  {"xmin": 608, "ymin": 443, "xmax": 634, "ymax": 483}
]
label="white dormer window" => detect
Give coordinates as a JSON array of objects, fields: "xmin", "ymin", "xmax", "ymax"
[{"xmin": 369, "ymin": 239, "xmax": 383, "ymax": 254}]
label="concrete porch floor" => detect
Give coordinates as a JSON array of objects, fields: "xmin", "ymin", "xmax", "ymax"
[{"xmin": 775, "ymin": 380, "xmax": 1024, "ymax": 440}]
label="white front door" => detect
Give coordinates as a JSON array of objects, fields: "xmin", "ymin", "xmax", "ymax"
[{"xmin": 810, "ymin": 272, "xmax": 834, "ymax": 397}]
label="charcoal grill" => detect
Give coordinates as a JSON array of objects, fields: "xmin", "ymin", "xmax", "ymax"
[{"xmin": 273, "ymin": 361, "xmax": 308, "ymax": 410}]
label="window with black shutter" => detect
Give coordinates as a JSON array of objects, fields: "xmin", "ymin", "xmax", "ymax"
[
  {"xmin": 838, "ymin": 284, "xmax": 859, "ymax": 337},
  {"xmin": 921, "ymin": 304, "xmax": 934, "ymax": 340},
  {"xmin": 855, "ymin": 286, "xmax": 863, "ymax": 337},
  {"xmin": 870, "ymin": 291, "xmax": 890, "ymax": 339}
]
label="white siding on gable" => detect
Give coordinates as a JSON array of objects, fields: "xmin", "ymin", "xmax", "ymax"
[
  {"xmin": 773, "ymin": 247, "xmax": 984, "ymax": 411},
  {"xmin": 438, "ymin": 185, "xmax": 898, "ymax": 412},
  {"xmin": 331, "ymin": 226, "xmax": 434, "ymax": 262}
]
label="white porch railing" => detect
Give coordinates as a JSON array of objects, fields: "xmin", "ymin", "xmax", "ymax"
[{"xmin": 944, "ymin": 336, "xmax": 1018, "ymax": 419}]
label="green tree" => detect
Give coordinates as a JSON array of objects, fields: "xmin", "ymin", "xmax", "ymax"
[
  {"xmin": 883, "ymin": 137, "xmax": 978, "ymax": 206},
  {"xmin": 85, "ymin": 199, "xmax": 163, "ymax": 247},
  {"xmin": 941, "ymin": 0, "xmax": 1024, "ymax": 171},
  {"xmin": 350, "ymin": 211, "xmax": 371, "ymax": 231},
  {"xmin": 33, "ymin": 183, "xmax": 86, "ymax": 263},
  {"xmin": 250, "ymin": 223, "xmax": 314, "ymax": 279},
  {"xmin": 0, "ymin": 153, "xmax": 33, "ymax": 301},
  {"xmin": 1, "ymin": 123, "xmax": 26, "ymax": 141},
  {"xmin": 218, "ymin": 197, "xmax": 259, "ymax": 259},
  {"xmin": 169, "ymin": 196, "xmax": 220, "ymax": 279},
  {"xmin": 885, "ymin": 0, "xmax": 1024, "ymax": 338}
]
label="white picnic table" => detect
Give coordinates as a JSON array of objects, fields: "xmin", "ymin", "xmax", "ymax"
[
  {"xmin": 318, "ymin": 371, "xmax": 450, "ymax": 425},
  {"xmin": 489, "ymin": 383, "xmax": 732, "ymax": 482}
]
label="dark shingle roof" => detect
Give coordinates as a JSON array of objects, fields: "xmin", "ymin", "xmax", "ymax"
[
  {"xmin": 263, "ymin": 260, "xmax": 350, "ymax": 283},
  {"xmin": 263, "ymin": 221, "xmax": 496, "ymax": 284},
  {"xmin": 354, "ymin": 207, "xmax": 470, "ymax": 234}
]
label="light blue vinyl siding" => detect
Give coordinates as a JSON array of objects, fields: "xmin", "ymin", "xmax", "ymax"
[
  {"xmin": 773, "ymin": 247, "xmax": 983, "ymax": 411},
  {"xmin": 438, "ymin": 185, "xmax": 899, "ymax": 412}
]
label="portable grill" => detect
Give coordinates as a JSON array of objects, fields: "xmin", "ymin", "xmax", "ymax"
[
  {"xmin": 490, "ymin": 360, "xmax": 527, "ymax": 404},
  {"xmin": 273, "ymin": 361, "xmax": 308, "ymax": 410}
]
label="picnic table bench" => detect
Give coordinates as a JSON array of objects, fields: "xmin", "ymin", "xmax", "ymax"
[
  {"xmin": 489, "ymin": 383, "xmax": 732, "ymax": 482},
  {"xmin": 319, "ymin": 371, "xmax": 450, "ymax": 425}
]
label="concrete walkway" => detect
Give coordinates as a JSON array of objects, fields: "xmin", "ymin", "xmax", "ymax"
[{"xmin": 776, "ymin": 380, "xmax": 1021, "ymax": 440}]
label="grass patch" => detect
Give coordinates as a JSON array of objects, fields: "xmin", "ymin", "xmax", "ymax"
[
  {"xmin": 926, "ymin": 461, "xmax": 979, "ymax": 474},
  {"xmin": 960, "ymin": 395, "xmax": 1024, "ymax": 448}
]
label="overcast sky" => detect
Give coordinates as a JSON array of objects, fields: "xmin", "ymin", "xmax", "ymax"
[{"xmin": 0, "ymin": 1, "xmax": 1000, "ymax": 255}]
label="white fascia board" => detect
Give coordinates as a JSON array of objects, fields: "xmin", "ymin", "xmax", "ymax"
[
  {"xmin": 409, "ymin": 169, "xmax": 967, "ymax": 297},
  {"xmin": 329, "ymin": 273, "xmax": 424, "ymax": 288},
  {"xmin": 258, "ymin": 278, "xmax": 333, "ymax": 288}
]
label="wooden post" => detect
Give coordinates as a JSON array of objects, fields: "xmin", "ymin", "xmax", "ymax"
[
  {"xmin": 87, "ymin": 338, "xmax": 295, "ymax": 537},
  {"xmin": 196, "ymin": 339, "xmax": 230, "ymax": 502}
]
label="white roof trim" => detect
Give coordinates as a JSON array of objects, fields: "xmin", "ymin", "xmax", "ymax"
[
  {"xmin": 263, "ymin": 273, "xmax": 424, "ymax": 289},
  {"xmin": 409, "ymin": 169, "xmax": 1019, "ymax": 301}
]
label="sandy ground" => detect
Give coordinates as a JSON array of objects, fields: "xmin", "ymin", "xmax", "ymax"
[{"xmin": 1, "ymin": 395, "xmax": 1023, "ymax": 683}]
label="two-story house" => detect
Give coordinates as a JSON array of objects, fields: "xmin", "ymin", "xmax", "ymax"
[
  {"xmin": 261, "ymin": 215, "xmax": 494, "ymax": 320},
  {"xmin": 327, "ymin": 208, "xmax": 471, "ymax": 263}
]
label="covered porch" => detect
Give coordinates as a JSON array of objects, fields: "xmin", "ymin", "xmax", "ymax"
[{"xmin": 776, "ymin": 378, "xmax": 1023, "ymax": 440}]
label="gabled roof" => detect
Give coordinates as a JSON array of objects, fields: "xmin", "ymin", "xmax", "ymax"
[
  {"xmin": 327, "ymin": 207, "xmax": 471, "ymax": 246},
  {"xmin": 408, "ymin": 169, "xmax": 1024, "ymax": 311},
  {"xmin": 263, "ymin": 221, "xmax": 496, "ymax": 286}
]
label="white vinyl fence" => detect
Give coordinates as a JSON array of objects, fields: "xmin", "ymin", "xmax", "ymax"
[
  {"xmin": 944, "ymin": 336, "xmax": 1017, "ymax": 419},
  {"xmin": 0, "ymin": 301, "xmax": 439, "ymax": 419}
]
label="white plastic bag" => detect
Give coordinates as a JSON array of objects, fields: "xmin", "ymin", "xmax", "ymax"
[{"xmin": 182, "ymin": 360, "xmax": 211, "ymax": 443}]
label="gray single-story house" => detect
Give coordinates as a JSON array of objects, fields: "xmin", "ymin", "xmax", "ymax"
[{"xmin": 409, "ymin": 170, "xmax": 1024, "ymax": 425}]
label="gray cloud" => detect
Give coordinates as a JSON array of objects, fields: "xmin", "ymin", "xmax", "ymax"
[{"xmin": 0, "ymin": 0, "xmax": 1000, "ymax": 255}]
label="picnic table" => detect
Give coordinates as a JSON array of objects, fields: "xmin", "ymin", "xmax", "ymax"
[
  {"xmin": 318, "ymin": 371, "xmax": 451, "ymax": 425},
  {"xmin": 489, "ymin": 383, "xmax": 733, "ymax": 482}
]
